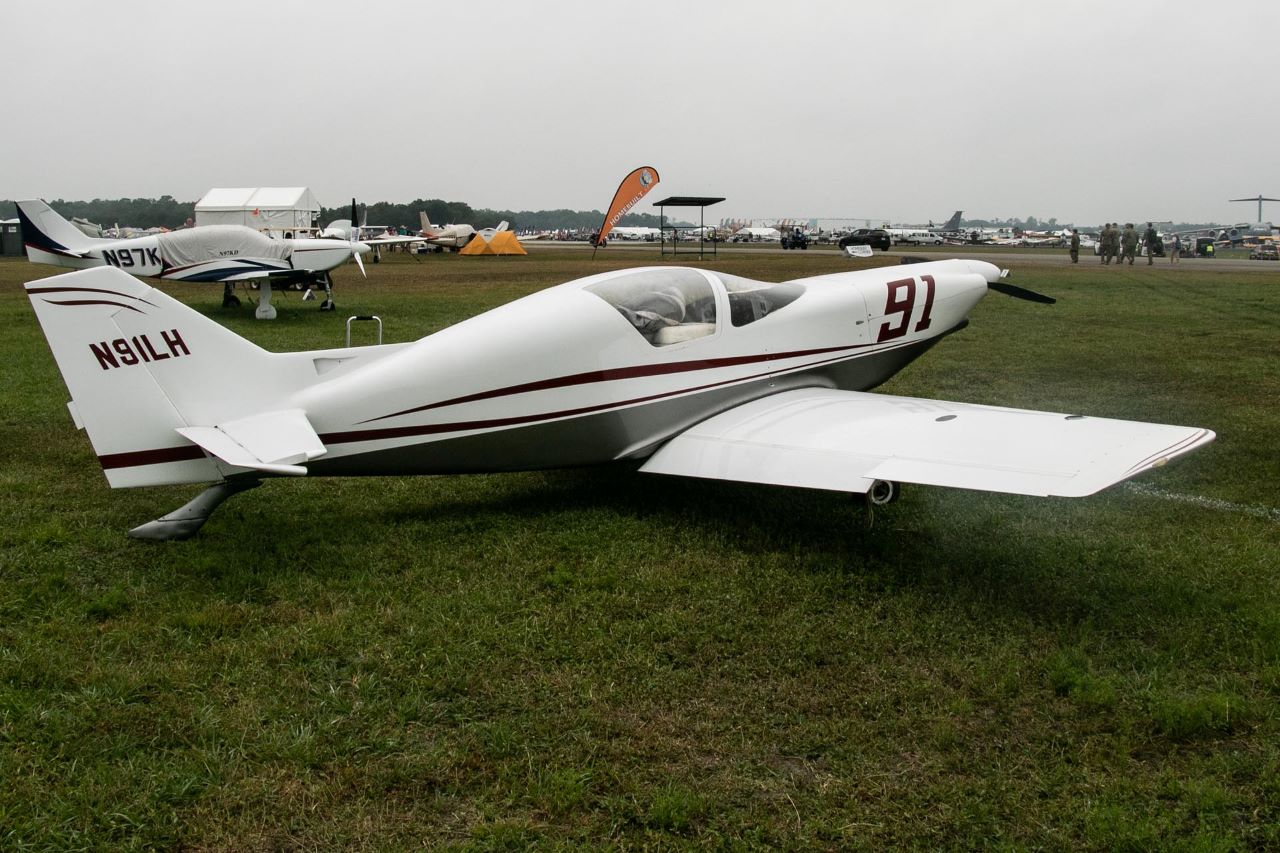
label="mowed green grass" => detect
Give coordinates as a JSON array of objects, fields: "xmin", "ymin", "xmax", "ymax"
[{"xmin": 1, "ymin": 249, "xmax": 1277, "ymax": 850}]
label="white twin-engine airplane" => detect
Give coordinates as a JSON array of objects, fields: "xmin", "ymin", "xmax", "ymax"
[
  {"xmin": 25, "ymin": 258, "xmax": 1213, "ymax": 540},
  {"xmin": 16, "ymin": 199, "xmax": 370, "ymax": 320}
]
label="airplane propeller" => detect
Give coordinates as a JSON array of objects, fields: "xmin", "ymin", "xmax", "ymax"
[
  {"xmin": 349, "ymin": 197, "xmax": 369, "ymax": 277},
  {"xmin": 989, "ymin": 278, "xmax": 1055, "ymax": 304}
]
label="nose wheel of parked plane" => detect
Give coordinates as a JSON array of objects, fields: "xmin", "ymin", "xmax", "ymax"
[{"xmin": 319, "ymin": 272, "xmax": 335, "ymax": 311}]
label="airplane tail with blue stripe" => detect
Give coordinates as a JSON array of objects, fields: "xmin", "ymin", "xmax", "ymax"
[{"xmin": 15, "ymin": 199, "xmax": 102, "ymax": 259}]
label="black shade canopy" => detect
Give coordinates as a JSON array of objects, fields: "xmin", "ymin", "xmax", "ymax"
[
  {"xmin": 654, "ymin": 197, "xmax": 725, "ymax": 258},
  {"xmin": 652, "ymin": 196, "xmax": 726, "ymax": 207}
]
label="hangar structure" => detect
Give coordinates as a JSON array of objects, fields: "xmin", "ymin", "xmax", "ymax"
[{"xmin": 194, "ymin": 187, "xmax": 321, "ymax": 237}]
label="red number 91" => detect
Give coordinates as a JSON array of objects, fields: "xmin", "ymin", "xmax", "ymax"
[{"xmin": 876, "ymin": 274, "xmax": 935, "ymax": 343}]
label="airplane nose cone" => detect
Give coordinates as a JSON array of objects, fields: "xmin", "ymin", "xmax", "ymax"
[
  {"xmin": 353, "ymin": 241, "xmax": 371, "ymax": 255},
  {"xmin": 963, "ymin": 260, "xmax": 1003, "ymax": 283}
]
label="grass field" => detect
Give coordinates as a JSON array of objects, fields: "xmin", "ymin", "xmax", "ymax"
[{"xmin": 1, "ymin": 249, "xmax": 1277, "ymax": 850}]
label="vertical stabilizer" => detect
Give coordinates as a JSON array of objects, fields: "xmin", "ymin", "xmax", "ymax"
[
  {"xmin": 16, "ymin": 199, "xmax": 102, "ymax": 257},
  {"xmin": 25, "ymin": 266, "xmax": 286, "ymax": 487}
]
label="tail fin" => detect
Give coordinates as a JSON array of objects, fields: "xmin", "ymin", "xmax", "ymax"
[
  {"xmin": 941, "ymin": 210, "xmax": 963, "ymax": 232},
  {"xmin": 418, "ymin": 211, "xmax": 439, "ymax": 235},
  {"xmin": 25, "ymin": 266, "xmax": 295, "ymax": 487},
  {"xmin": 16, "ymin": 199, "xmax": 102, "ymax": 257},
  {"xmin": 495, "ymin": 220, "xmax": 509, "ymax": 233}
]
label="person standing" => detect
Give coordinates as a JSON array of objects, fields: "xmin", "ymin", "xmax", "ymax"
[
  {"xmin": 1143, "ymin": 222, "xmax": 1159, "ymax": 265},
  {"xmin": 1171, "ymin": 233, "xmax": 1182, "ymax": 264},
  {"xmin": 1122, "ymin": 223, "xmax": 1138, "ymax": 265},
  {"xmin": 1069, "ymin": 228, "xmax": 1080, "ymax": 263},
  {"xmin": 1100, "ymin": 223, "xmax": 1111, "ymax": 264}
]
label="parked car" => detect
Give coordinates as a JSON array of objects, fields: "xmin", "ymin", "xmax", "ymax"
[
  {"xmin": 900, "ymin": 232, "xmax": 944, "ymax": 246},
  {"xmin": 1249, "ymin": 244, "xmax": 1279, "ymax": 260},
  {"xmin": 837, "ymin": 228, "xmax": 891, "ymax": 251}
]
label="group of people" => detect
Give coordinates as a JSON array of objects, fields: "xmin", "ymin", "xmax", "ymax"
[{"xmin": 1070, "ymin": 222, "xmax": 1179, "ymax": 265}]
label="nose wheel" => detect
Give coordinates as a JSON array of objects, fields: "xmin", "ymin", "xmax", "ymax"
[{"xmin": 318, "ymin": 272, "xmax": 335, "ymax": 311}]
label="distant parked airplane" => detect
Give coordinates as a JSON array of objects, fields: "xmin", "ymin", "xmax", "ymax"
[
  {"xmin": 416, "ymin": 213, "xmax": 510, "ymax": 252},
  {"xmin": 16, "ymin": 199, "xmax": 368, "ymax": 319}
]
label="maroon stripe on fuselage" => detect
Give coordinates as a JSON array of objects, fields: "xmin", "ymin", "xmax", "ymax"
[
  {"xmin": 361, "ymin": 341, "xmax": 870, "ymax": 424},
  {"xmin": 98, "ymin": 445, "xmax": 207, "ymax": 470},
  {"xmin": 326, "ymin": 341, "xmax": 901, "ymax": 446},
  {"xmin": 325, "ymin": 371, "xmax": 741, "ymax": 445},
  {"xmin": 90, "ymin": 334, "xmax": 934, "ymax": 469}
]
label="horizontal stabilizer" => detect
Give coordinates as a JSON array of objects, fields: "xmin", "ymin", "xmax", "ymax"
[
  {"xmin": 641, "ymin": 389, "xmax": 1214, "ymax": 498},
  {"xmin": 176, "ymin": 408, "xmax": 326, "ymax": 477}
]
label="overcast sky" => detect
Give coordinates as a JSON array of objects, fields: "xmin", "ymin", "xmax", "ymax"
[{"xmin": 5, "ymin": 0, "xmax": 1277, "ymax": 226}]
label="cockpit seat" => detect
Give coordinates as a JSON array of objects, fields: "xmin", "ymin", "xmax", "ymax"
[{"xmin": 652, "ymin": 322, "xmax": 716, "ymax": 346}]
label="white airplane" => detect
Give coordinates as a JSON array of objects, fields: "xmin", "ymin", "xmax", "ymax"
[
  {"xmin": 16, "ymin": 199, "xmax": 370, "ymax": 319},
  {"xmin": 416, "ymin": 213, "xmax": 510, "ymax": 252},
  {"xmin": 885, "ymin": 211, "xmax": 965, "ymax": 245},
  {"xmin": 610, "ymin": 226, "xmax": 662, "ymax": 242},
  {"xmin": 24, "ymin": 258, "xmax": 1213, "ymax": 540}
]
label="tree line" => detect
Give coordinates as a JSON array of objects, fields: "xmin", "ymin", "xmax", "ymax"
[{"xmin": 1, "ymin": 197, "xmax": 675, "ymax": 232}]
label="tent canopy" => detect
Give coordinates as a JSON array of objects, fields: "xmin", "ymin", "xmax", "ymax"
[
  {"xmin": 459, "ymin": 231, "xmax": 527, "ymax": 256},
  {"xmin": 195, "ymin": 187, "xmax": 321, "ymax": 233}
]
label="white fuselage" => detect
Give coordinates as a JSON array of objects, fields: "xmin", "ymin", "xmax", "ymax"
[
  {"xmin": 283, "ymin": 260, "xmax": 992, "ymax": 476},
  {"xmin": 27, "ymin": 232, "xmax": 357, "ymax": 283}
]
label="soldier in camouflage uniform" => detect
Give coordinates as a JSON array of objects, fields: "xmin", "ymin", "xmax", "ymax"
[
  {"xmin": 1100, "ymin": 223, "xmax": 1110, "ymax": 264},
  {"xmin": 1069, "ymin": 228, "xmax": 1080, "ymax": 263},
  {"xmin": 1143, "ymin": 222, "xmax": 1159, "ymax": 265},
  {"xmin": 1121, "ymin": 223, "xmax": 1138, "ymax": 265}
]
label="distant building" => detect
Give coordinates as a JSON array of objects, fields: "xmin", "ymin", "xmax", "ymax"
[
  {"xmin": 194, "ymin": 187, "xmax": 322, "ymax": 237},
  {"xmin": 0, "ymin": 218, "xmax": 23, "ymax": 256}
]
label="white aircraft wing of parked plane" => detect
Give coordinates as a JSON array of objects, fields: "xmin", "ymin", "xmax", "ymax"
[{"xmin": 641, "ymin": 388, "xmax": 1209, "ymax": 498}]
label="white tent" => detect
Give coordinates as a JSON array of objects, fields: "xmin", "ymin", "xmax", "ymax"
[{"xmin": 194, "ymin": 187, "xmax": 321, "ymax": 236}]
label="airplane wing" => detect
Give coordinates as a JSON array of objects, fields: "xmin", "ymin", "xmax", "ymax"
[
  {"xmin": 177, "ymin": 408, "xmax": 327, "ymax": 476},
  {"xmin": 639, "ymin": 388, "xmax": 1213, "ymax": 498},
  {"xmin": 361, "ymin": 235, "xmax": 428, "ymax": 247}
]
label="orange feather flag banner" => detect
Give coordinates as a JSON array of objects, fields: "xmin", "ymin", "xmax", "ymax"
[{"xmin": 595, "ymin": 166, "xmax": 660, "ymax": 247}]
